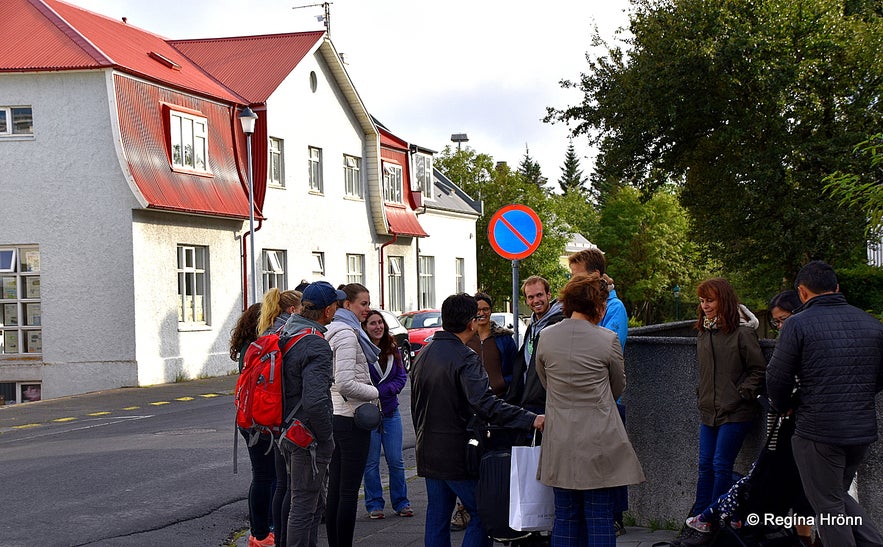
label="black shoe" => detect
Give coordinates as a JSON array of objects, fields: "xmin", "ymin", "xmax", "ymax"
[{"xmin": 614, "ymin": 520, "xmax": 626, "ymax": 536}]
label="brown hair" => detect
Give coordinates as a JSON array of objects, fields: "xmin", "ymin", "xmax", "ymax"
[
  {"xmin": 695, "ymin": 278, "xmax": 740, "ymax": 334},
  {"xmin": 521, "ymin": 275, "xmax": 550, "ymax": 294},
  {"xmin": 229, "ymin": 303, "xmax": 261, "ymax": 361},
  {"xmin": 568, "ymin": 248, "xmax": 607, "ymax": 275},
  {"xmin": 257, "ymin": 288, "xmax": 302, "ymax": 335},
  {"xmin": 362, "ymin": 309, "xmax": 398, "ymax": 362},
  {"xmin": 558, "ymin": 273, "xmax": 609, "ymax": 323}
]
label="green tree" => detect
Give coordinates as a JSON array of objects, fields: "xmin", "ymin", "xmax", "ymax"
[
  {"xmin": 558, "ymin": 139, "xmax": 587, "ymax": 196},
  {"xmin": 825, "ymin": 133, "xmax": 883, "ymax": 234},
  {"xmin": 436, "ymin": 147, "xmax": 568, "ymax": 307},
  {"xmin": 547, "ymin": 0, "xmax": 883, "ymax": 289},
  {"xmin": 594, "ymin": 186, "xmax": 707, "ymax": 324},
  {"xmin": 517, "ymin": 144, "xmax": 548, "ymax": 191}
]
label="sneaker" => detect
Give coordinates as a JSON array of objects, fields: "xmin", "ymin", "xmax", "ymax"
[
  {"xmin": 369, "ymin": 510, "xmax": 385, "ymax": 519},
  {"xmin": 248, "ymin": 532, "xmax": 275, "ymax": 547},
  {"xmin": 395, "ymin": 505, "xmax": 414, "ymax": 517},
  {"xmin": 450, "ymin": 503, "xmax": 470, "ymax": 531},
  {"xmin": 614, "ymin": 520, "xmax": 627, "ymax": 536},
  {"xmin": 686, "ymin": 515, "xmax": 712, "ymax": 533},
  {"xmin": 676, "ymin": 526, "xmax": 712, "ymax": 547}
]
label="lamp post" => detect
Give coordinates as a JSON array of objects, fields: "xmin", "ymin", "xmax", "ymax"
[
  {"xmin": 673, "ymin": 284, "xmax": 681, "ymax": 321},
  {"xmin": 450, "ymin": 132, "xmax": 469, "ymax": 151},
  {"xmin": 239, "ymin": 106, "xmax": 258, "ymax": 305}
]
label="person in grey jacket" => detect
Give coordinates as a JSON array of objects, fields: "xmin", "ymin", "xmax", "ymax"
[
  {"xmin": 279, "ymin": 281, "xmax": 343, "ymax": 547},
  {"xmin": 766, "ymin": 261, "xmax": 883, "ymax": 547}
]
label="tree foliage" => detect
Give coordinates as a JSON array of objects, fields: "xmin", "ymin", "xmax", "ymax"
[
  {"xmin": 824, "ymin": 133, "xmax": 883, "ymax": 234},
  {"xmin": 517, "ymin": 145, "xmax": 549, "ymax": 191},
  {"xmin": 435, "ymin": 146, "xmax": 568, "ymax": 307},
  {"xmin": 547, "ymin": 0, "xmax": 883, "ymax": 289},
  {"xmin": 558, "ymin": 139, "xmax": 588, "ymax": 196}
]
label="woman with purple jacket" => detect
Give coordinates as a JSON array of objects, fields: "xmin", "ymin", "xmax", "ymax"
[{"xmin": 361, "ymin": 309, "xmax": 413, "ymax": 519}]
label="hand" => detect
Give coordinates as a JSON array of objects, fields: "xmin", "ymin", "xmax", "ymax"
[{"xmin": 533, "ymin": 415, "xmax": 545, "ymax": 432}]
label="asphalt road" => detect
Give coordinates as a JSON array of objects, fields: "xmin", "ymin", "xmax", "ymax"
[{"xmin": 0, "ymin": 376, "xmax": 252, "ymax": 547}]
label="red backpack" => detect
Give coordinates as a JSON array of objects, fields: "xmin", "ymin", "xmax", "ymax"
[{"xmin": 234, "ymin": 326, "xmax": 322, "ymax": 436}]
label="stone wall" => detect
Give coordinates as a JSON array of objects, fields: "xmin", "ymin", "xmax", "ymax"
[{"xmin": 623, "ymin": 322, "xmax": 883, "ymax": 528}]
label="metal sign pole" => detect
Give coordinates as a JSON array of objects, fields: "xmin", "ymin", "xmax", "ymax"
[{"xmin": 511, "ymin": 259, "xmax": 519, "ymax": 344}]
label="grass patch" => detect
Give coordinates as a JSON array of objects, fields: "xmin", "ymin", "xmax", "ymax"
[{"xmin": 173, "ymin": 371, "xmax": 189, "ymax": 383}]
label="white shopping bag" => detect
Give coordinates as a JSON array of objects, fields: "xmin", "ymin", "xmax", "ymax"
[{"xmin": 508, "ymin": 444, "xmax": 555, "ymax": 531}]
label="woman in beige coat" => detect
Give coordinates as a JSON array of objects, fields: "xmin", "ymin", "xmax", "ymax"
[{"xmin": 536, "ymin": 273, "xmax": 644, "ymax": 547}]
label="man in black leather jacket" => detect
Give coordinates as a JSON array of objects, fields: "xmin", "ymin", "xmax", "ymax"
[
  {"xmin": 411, "ymin": 293, "xmax": 544, "ymax": 547},
  {"xmin": 766, "ymin": 261, "xmax": 883, "ymax": 547}
]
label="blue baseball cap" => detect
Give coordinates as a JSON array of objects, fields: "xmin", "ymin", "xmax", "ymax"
[{"xmin": 302, "ymin": 281, "xmax": 346, "ymax": 310}]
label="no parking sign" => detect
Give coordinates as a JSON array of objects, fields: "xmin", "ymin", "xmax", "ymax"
[{"xmin": 487, "ymin": 205, "xmax": 543, "ymax": 260}]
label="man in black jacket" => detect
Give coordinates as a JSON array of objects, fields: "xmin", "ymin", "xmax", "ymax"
[
  {"xmin": 766, "ymin": 261, "xmax": 883, "ymax": 547},
  {"xmin": 411, "ymin": 293, "xmax": 544, "ymax": 547},
  {"xmin": 505, "ymin": 275, "xmax": 564, "ymax": 414},
  {"xmin": 279, "ymin": 281, "xmax": 344, "ymax": 547}
]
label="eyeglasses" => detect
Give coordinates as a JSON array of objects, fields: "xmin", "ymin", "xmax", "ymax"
[{"xmin": 770, "ymin": 314, "xmax": 791, "ymax": 328}]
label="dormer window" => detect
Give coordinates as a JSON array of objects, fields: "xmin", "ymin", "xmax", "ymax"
[
  {"xmin": 415, "ymin": 153, "xmax": 433, "ymax": 200},
  {"xmin": 168, "ymin": 107, "xmax": 209, "ymax": 174},
  {"xmin": 383, "ymin": 162, "xmax": 403, "ymax": 203}
]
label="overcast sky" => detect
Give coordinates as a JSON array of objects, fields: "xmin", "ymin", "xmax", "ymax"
[{"xmin": 65, "ymin": 0, "xmax": 633, "ymax": 186}]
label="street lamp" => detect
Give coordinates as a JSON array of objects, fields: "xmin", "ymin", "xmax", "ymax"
[
  {"xmin": 239, "ymin": 106, "xmax": 258, "ymax": 305},
  {"xmin": 673, "ymin": 285, "xmax": 681, "ymax": 321},
  {"xmin": 450, "ymin": 133, "xmax": 469, "ymax": 151}
]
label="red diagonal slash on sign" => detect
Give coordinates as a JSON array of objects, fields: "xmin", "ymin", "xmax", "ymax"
[{"xmin": 499, "ymin": 214, "xmax": 532, "ymax": 247}]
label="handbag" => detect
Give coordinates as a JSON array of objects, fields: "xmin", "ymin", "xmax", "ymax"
[
  {"xmin": 508, "ymin": 432, "xmax": 554, "ymax": 531},
  {"xmin": 353, "ymin": 401, "xmax": 382, "ymax": 430}
]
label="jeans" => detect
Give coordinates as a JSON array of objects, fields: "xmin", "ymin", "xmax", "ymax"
[
  {"xmin": 552, "ymin": 487, "xmax": 615, "ymax": 547},
  {"xmin": 424, "ymin": 477, "xmax": 492, "ymax": 547},
  {"xmin": 326, "ymin": 415, "xmax": 372, "ymax": 547},
  {"xmin": 363, "ymin": 409, "xmax": 410, "ymax": 513},
  {"xmin": 239, "ymin": 429, "xmax": 277, "ymax": 541},
  {"xmin": 690, "ymin": 420, "xmax": 753, "ymax": 516},
  {"xmin": 792, "ymin": 435, "xmax": 883, "ymax": 547},
  {"xmin": 273, "ymin": 444, "xmax": 289, "ymax": 546},
  {"xmin": 281, "ymin": 438, "xmax": 333, "ymax": 547}
]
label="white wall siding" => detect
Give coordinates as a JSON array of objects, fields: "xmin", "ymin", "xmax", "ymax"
[{"xmin": 417, "ymin": 210, "xmax": 479, "ymax": 303}]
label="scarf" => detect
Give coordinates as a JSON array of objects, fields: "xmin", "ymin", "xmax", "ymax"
[
  {"xmin": 333, "ymin": 308, "xmax": 380, "ymax": 365},
  {"xmin": 703, "ymin": 315, "xmax": 719, "ymax": 330}
]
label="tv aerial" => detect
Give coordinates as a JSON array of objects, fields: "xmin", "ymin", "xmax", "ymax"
[{"xmin": 293, "ymin": 2, "xmax": 333, "ymax": 37}]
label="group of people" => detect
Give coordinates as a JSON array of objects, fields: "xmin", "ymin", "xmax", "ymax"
[
  {"xmin": 230, "ymin": 281, "xmax": 412, "ymax": 547},
  {"xmin": 674, "ymin": 261, "xmax": 883, "ymax": 547},
  {"xmin": 231, "ymin": 255, "xmax": 883, "ymax": 547},
  {"xmin": 410, "ymin": 248, "xmax": 643, "ymax": 547}
]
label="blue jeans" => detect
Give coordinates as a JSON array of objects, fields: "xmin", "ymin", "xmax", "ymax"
[
  {"xmin": 363, "ymin": 409, "xmax": 410, "ymax": 513},
  {"xmin": 691, "ymin": 420, "xmax": 753, "ymax": 516},
  {"xmin": 551, "ymin": 487, "xmax": 615, "ymax": 547},
  {"xmin": 424, "ymin": 478, "xmax": 492, "ymax": 547}
]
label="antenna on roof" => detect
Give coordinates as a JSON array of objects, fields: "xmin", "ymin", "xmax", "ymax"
[{"xmin": 293, "ymin": 2, "xmax": 333, "ymax": 37}]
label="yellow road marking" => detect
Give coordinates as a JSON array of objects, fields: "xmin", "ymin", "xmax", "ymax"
[
  {"xmin": 199, "ymin": 393, "xmax": 219, "ymax": 398},
  {"xmin": 122, "ymin": 406, "xmax": 140, "ymax": 411},
  {"xmin": 53, "ymin": 417, "xmax": 77, "ymax": 423},
  {"xmin": 13, "ymin": 423, "xmax": 40, "ymax": 429},
  {"xmin": 149, "ymin": 401, "xmax": 170, "ymax": 406},
  {"xmin": 87, "ymin": 411, "xmax": 111, "ymax": 416},
  {"xmin": 175, "ymin": 396, "xmax": 195, "ymax": 401}
]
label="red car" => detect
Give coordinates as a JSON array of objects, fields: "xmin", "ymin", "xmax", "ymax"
[{"xmin": 397, "ymin": 309, "xmax": 442, "ymax": 359}]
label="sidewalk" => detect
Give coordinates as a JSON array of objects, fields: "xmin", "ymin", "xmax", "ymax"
[{"xmin": 233, "ymin": 471, "xmax": 678, "ymax": 546}]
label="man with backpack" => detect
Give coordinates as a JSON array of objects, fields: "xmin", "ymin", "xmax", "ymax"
[{"xmin": 278, "ymin": 281, "xmax": 344, "ymax": 547}]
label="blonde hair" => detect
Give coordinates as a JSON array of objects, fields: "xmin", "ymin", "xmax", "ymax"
[{"xmin": 257, "ymin": 288, "xmax": 302, "ymax": 335}]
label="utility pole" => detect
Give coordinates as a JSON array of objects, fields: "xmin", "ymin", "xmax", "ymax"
[{"xmin": 293, "ymin": 2, "xmax": 333, "ymax": 37}]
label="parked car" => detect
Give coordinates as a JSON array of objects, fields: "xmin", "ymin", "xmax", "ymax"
[
  {"xmin": 376, "ymin": 309, "xmax": 413, "ymax": 372},
  {"xmin": 491, "ymin": 312, "xmax": 529, "ymax": 347},
  {"xmin": 398, "ymin": 309, "xmax": 442, "ymax": 359}
]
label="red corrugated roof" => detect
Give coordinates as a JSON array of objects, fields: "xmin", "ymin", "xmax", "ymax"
[
  {"xmin": 384, "ymin": 203, "xmax": 428, "ymax": 237},
  {"xmin": 0, "ymin": 0, "xmax": 243, "ymax": 104},
  {"xmin": 170, "ymin": 32, "xmax": 325, "ymax": 104}
]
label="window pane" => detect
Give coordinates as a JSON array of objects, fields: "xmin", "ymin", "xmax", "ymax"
[
  {"xmin": 0, "ymin": 249, "xmax": 14, "ymax": 272},
  {"xmin": 12, "ymin": 108, "xmax": 33, "ymax": 134},
  {"xmin": 0, "ymin": 110, "xmax": 7, "ymax": 133}
]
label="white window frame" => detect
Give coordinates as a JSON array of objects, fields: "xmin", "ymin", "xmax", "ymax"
[
  {"xmin": 177, "ymin": 245, "xmax": 209, "ymax": 325},
  {"xmin": 455, "ymin": 257, "xmax": 465, "ymax": 293},
  {"xmin": 170, "ymin": 110, "xmax": 209, "ymax": 173},
  {"xmin": 268, "ymin": 137, "xmax": 285, "ymax": 188},
  {"xmin": 0, "ymin": 381, "xmax": 42, "ymax": 404},
  {"xmin": 415, "ymin": 153, "xmax": 433, "ymax": 200},
  {"xmin": 418, "ymin": 255, "xmax": 436, "ymax": 309},
  {"xmin": 1, "ymin": 245, "xmax": 41, "ymax": 356},
  {"xmin": 387, "ymin": 256, "xmax": 405, "ymax": 312},
  {"xmin": 383, "ymin": 163, "xmax": 403, "ymax": 203},
  {"xmin": 311, "ymin": 252, "xmax": 325, "ymax": 277},
  {"xmin": 346, "ymin": 254, "xmax": 365, "ymax": 284},
  {"xmin": 343, "ymin": 154, "xmax": 362, "ymax": 198},
  {"xmin": 308, "ymin": 146, "xmax": 323, "ymax": 193},
  {"xmin": 0, "ymin": 106, "xmax": 34, "ymax": 137},
  {"xmin": 262, "ymin": 249, "xmax": 287, "ymax": 291}
]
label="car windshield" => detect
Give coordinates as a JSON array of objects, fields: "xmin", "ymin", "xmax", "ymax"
[{"xmin": 400, "ymin": 311, "xmax": 441, "ymax": 329}]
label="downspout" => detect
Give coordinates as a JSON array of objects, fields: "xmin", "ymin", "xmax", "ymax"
[
  {"xmin": 240, "ymin": 218, "xmax": 263, "ymax": 311},
  {"xmin": 379, "ymin": 233, "xmax": 398, "ymax": 310}
]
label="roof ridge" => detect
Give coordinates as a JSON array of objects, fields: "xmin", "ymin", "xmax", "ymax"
[
  {"xmin": 169, "ymin": 29, "xmax": 325, "ymax": 45},
  {"xmin": 30, "ymin": 0, "xmax": 111, "ymax": 66}
]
